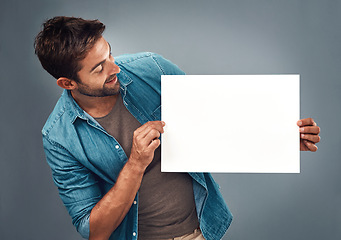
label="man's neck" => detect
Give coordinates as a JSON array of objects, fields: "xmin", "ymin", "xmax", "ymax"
[{"xmin": 71, "ymin": 91, "xmax": 119, "ymax": 118}]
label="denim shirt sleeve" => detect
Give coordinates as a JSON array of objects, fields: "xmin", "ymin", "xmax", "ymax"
[{"xmin": 43, "ymin": 136, "xmax": 102, "ymax": 239}]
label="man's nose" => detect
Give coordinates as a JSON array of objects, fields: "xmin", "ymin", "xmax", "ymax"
[{"xmin": 108, "ymin": 59, "xmax": 120, "ymax": 75}]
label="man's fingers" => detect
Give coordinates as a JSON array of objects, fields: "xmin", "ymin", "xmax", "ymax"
[
  {"xmin": 146, "ymin": 122, "xmax": 165, "ymax": 135},
  {"xmin": 134, "ymin": 121, "xmax": 165, "ymax": 138},
  {"xmin": 143, "ymin": 121, "xmax": 165, "ymax": 133},
  {"xmin": 301, "ymin": 134, "xmax": 321, "ymax": 143},
  {"xmin": 144, "ymin": 129, "xmax": 161, "ymax": 145},
  {"xmin": 139, "ymin": 125, "xmax": 164, "ymax": 141},
  {"xmin": 147, "ymin": 138, "xmax": 161, "ymax": 151},
  {"xmin": 299, "ymin": 126, "xmax": 320, "ymax": 134},
  {"xmin": 297, "ymin": 118, "xmax": 320, "ymax": 152},
  {"xmin": 303, "ymin": 140, "xmax": 318, "ymax": 152},
  {"xmin": 297, "ymin": 118, "xmax": 316, "ymax": 126},
  {"xmin": 133, "ymin": 121, "xmax": 164, "ymax": 151}
]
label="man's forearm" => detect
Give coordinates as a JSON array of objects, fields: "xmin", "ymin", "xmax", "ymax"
[{"xmin": 89, "ymin": 159, "xmax": 145, "ymax": 240}]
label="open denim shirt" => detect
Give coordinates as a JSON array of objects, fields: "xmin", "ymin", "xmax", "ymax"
[{"xmin": 42, "ymin": 52, "xmax": 233, "ymax": 240}]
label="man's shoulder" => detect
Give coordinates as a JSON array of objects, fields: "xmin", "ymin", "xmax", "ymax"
[
  {"xmin": 115, "ymin": 52, "xmax": 159, "ymax": 65},
  {"xmin": 115, "ymin": 52, "xmax": 185, "ymax": 76}
]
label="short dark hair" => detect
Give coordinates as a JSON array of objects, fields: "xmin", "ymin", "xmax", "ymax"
[{"xmin": 34, "ymin": 16, "xmax": 105, "ymax": 82}]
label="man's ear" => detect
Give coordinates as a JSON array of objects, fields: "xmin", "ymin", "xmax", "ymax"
[{"xmin": 56, "ymin": 77, "xmax": 78, "ymax": 90}]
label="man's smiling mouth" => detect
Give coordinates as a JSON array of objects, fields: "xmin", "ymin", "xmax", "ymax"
[{"xmin": 105, "ymin": 74, "xmax": 117, "ymax": 84}]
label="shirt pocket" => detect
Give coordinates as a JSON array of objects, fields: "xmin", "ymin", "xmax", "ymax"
[{"xmin": 151, "ymin": 105, "xmax": 161, "ymax": 121}]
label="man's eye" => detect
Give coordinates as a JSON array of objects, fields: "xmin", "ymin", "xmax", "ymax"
[{"xmin": 96, "ymin": 66, "xmax": 103, "ymax": 73}]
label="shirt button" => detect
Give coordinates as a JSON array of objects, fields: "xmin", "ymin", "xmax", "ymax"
[
  {"xmin": 133, "ymin": 201, "xmax": 137, "ymax": 205},
  {"xmin": 133, "ymin": 232, "xmax": 136, "ymax": 237},
  {"xmin": 115, "ymin": 145, "xmax": 119, "ymax": 149}
]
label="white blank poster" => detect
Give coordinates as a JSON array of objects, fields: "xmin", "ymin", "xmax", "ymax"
[{"xmin": 161, "ymin": 75, "xmax": 300, "ymax": 173}]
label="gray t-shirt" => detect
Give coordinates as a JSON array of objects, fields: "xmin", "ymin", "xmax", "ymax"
[{"xmin": 95, "ymin": 94, "xmax": 199, "ymax": 239}]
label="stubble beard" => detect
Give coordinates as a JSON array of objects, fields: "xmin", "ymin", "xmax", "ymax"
[{"xmin": 77, "ymin": 74, "xmax": 120, "ymax": 97}]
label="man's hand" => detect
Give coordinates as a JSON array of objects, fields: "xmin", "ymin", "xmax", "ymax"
[
  {"xmin": 297, "ymin": 118, "xmax": 320, "ymax": 152},
  {"xmin": 129, "ymin": 121, "xmax": 165, "ymax": 171}
]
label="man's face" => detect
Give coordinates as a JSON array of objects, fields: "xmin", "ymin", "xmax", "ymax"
[{"xmin": 76, "ymin": 37, "xmax": 121, "ymax": 97}]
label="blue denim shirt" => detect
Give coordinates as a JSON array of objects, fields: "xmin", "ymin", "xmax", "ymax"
[{"xmin": 42, "ymin": 52, "xmax": 233, "ymax": 240}]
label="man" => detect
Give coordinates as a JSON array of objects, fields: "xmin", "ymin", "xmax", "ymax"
[{"xmin": 34, "ymin": 16, "xmax": 320, "ymax": 240}]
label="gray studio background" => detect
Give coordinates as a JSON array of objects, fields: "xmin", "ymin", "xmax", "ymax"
[{"xmin": 1, "ymin": 0, "xmax": 340, "ymax": 239}]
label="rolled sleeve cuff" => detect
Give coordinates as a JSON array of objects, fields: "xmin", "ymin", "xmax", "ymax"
[{"xmin": 76, "ymin": 213, "xmax": 90, "ymax": 239}]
